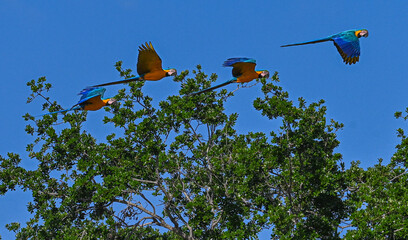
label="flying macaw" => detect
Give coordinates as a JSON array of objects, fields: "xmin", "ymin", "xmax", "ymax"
[
  {"xmin": 281, "ymin": 29, "xmax": 369, "ymax": 65},
  {"xmin": 39, "ymin": 87, "xmax": 117, "ymax": 116},
  {"xmin": 189, "ymin": 58, "xmax": 270, "ymax": 95},
  {"xmin": 92, "ymin": 42, "xmax": 177, "ymax": 87}
]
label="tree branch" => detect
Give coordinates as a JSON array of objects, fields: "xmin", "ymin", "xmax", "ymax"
[{"xmin": 113, "ymin": 198, "xmax": 181, "ymax": 234}]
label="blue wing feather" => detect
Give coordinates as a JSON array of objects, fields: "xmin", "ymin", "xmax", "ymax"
[
  {"xmin": 332, "ymin": 32, "xmax": 360, "ymax": 64},
  {"xmin": 223, "ymin": 58, "xmax": 256, "ymax": 67},
  {"xmin": 77, "ymin": 87, "xmax": 106, "ymax": 105},
  {"xmin": 332, "ymin": 36, "xmax": 360, "ymax": 57}
]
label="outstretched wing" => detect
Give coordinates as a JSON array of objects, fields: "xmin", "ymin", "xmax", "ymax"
[
  {"xmin": 223, "ymin": 58, "xmax": 256, "ymax": 78},
  {"xmin": 77, "ymin": 87, "xmax": 106, "ymax": 105},
  {"xmin": 223, "ymin": 57, "xmax": 256, "ymax": 67},
  {"xmin": 332, "ymin": 34, "xmax": 360, "ymax": 65},
  {"xmin": 137, "ymin": 42, "xmax": 163, "ymax": 76}
]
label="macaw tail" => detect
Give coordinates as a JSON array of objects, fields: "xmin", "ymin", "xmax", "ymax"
[
  {"xmin": 37, "ymin": 106, "xmax": 81, "ymax": 117},
  {"xmin": 91, "ymin": 76, "xmax": 142, "ymax": 87},
  {"xmin": 280, "ymin": 37, "xmax": 332, "ymax": 47},
  {"xmin": 188, "ymin": 79, "xmax": 236, "ymax": 96}
]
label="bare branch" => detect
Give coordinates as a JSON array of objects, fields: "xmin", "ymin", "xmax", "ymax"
[
  {"xmin": 113, "ymin": 198, "xmax": 178, "ymax": 233},
  {"xmin": 37, "ymin": 92, "xmax": 54, "ymax": 106},
  {"xmin": 135, "ymin": 216, "xmax": 155, "ymax": 227},
  {"xmin": 179, "ymin": 178, "xmax": 193, "ymax": 203},
  {"xmin": 138, "ymin": 221, "xmax": 155, "ymax": 227},
  {"xmin": 155, "ymin": 175, "xmax": 193, "ymax": 239},
  {"xmin": 113, "ymin": 213, "xmax": 130, "ymax": 228},
  {"xmin": 394, "ymin": 227, "xmax": 404, "ymax": 233},
  {"xmin": 140, "ymin": 192, "xmax": 156, "ymax": 215},
  {"xmin": 211, "ymin": 212, "xmax": 223, "ymax": 230},
  {"xmin": 390, "ymin": 170, "xmax": 408, "ymax": 182},
  {"xmin": 187, "ymin": 121, "xmax": 202, "ymax": 144},
  {"xmin": 131, "ymin": 178, "xmax": 158, "ymax": 185}
]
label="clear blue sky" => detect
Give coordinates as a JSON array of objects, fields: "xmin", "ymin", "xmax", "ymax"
[{"xmin": 0, "ymin": 1, "xmax": 406, "ymax": 238}]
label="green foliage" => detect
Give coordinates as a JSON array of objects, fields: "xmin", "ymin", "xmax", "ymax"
[
  {"xmin": 1, "ymin": 64, "xmax": 407, "ymax": 239},
  {"xmin": 343, "ymin": 159, "xmax": 408, "ymax": 239},
  {"xmin": 342, "ymin": 111, "xmax": 408, "ymax": 239}
]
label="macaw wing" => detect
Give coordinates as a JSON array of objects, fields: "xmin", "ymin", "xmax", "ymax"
[
  {"xmin": 231, "ymin": 62, "xmax": 256, "ymax": 78},
  {"xmin": 137, "ymin": 42, "xmax": 163, "ymax": 76},
  {"xmin": 77, "ymin": 87, "xmax": 106, "ymax": 105},
  {"xmin": 223, "ymin": 58, "xmax": 256, "ymax": 78},
  {"xmin": 223, "ymin": 57, "xmax": 256, "ymax": 67},
  {"xmin": 80, "ymin": 95, "xmax": 103, "ymax": 106},
  {"xmin": 332, "ymin": 36, "xmax": 360, "ymax": 65}
]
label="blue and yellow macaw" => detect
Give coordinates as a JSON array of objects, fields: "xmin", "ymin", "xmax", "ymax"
[
  {"xmin": 190, "ymin": 58, "xmax": 270, "ymax": 95},
  {"xmin": 39, "ymin": 87, "xmax": 116, "ymax": 116},
  {"xmin": 93, "ymin": 42, "xmax": 177, "ymax": 87},
  {"xmin": 281, "ymin": 29, "xmax": 369, "ymax": 65}
]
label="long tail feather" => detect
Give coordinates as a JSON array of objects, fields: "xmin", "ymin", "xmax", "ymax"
[
  {"xmin": 188, "ymin": 79, "xmax": 236, "ymax": 96},
  {"xmin": 280, "ymin": 37, "xmax": 332, "ymax": 47},
  {"xmin": 91, "ymin": 76, "xmax": 142, "ymax": 87},
  {"xmin": 37, "ymin": 106, "xmax": 81, "ymax": 117}
]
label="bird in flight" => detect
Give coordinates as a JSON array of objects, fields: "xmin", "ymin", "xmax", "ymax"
[
  {"xmin": 189, "ymin": 57, "xmax": 269, "ymax": 95},
  {"xmin": 92, "ymin": 42, "xmax": 177, "ymax": 87},
  {"xmin": 281, "ymin": 29, "xmax": 369, "ymax": 65},
  {"xmin": 39, "ymin": 87, "xmax": 116, "ymax": 116}
]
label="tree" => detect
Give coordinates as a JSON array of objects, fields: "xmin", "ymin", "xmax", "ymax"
[
  {"xmin": 1, "ymin": 63, "xmax": 350, "ymax": 239},
  {"xmin": 340, "ymin": 111, "xmax": 408, "ymax": 239}
]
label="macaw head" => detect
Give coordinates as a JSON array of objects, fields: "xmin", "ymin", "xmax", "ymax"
[
  {"xmin": 106, "ymin": 98, "xmax": 118, "ymax": 106},
  {"xmin": 256, "ymin": 70, "xmax": 270, "ymax": 79},
  {"xmin": 164, "ymin": 68, "xmax": 177, "ymax": 77},
  {"xmin": 356, "ymin": 29, "xmax": 369, "ymax": 38}
]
